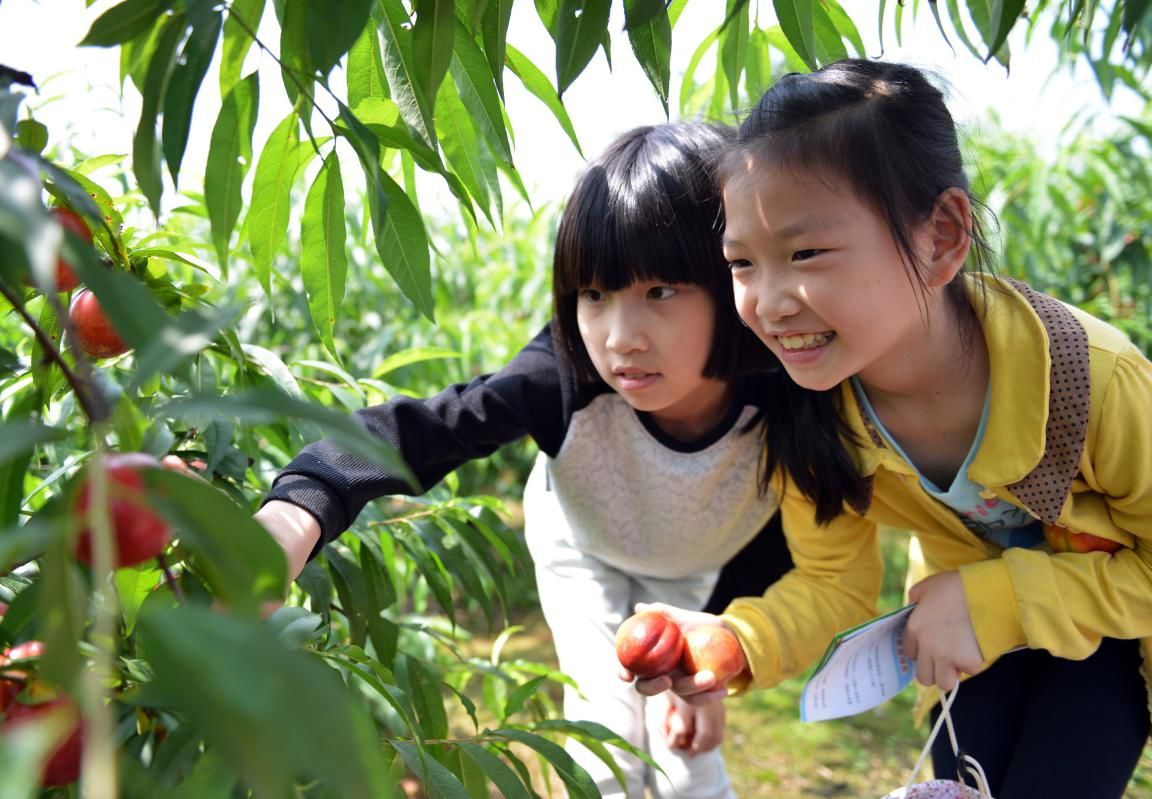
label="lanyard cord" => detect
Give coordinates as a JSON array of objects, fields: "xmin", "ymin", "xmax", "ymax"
[{"xmin": 902, "ymin": 683, "xmax": 993, "ymax": 797}]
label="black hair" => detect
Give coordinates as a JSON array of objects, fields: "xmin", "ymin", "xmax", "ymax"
[
  {"xmin": 552, "ymin": 121, "xmax": 772, "ymax": 383},
  {"xmin": 721, "ymin": 59, "xmax": 998, "ymax": 524}
]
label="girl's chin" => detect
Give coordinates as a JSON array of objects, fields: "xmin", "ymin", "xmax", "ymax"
[{"xmin": 779, "ymin": 365, "xmax": 844, "ymax": 392}]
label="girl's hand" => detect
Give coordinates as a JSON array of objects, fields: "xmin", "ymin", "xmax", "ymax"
[
  {"xmin": 619, "ymin": 602, "xmax": 743, "ymax": 705},
  {"xmin": 664, "ymin": 693, "xmax": 726, "ymax": 754},
  {"xmin": 904, "ymin": 571, "xmax": 985, "ymax": 690}
]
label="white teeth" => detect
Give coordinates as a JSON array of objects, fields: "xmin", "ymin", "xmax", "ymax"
[{"xmin": 778, "ymin": 332, "xmax": 833, "ymax": 350}]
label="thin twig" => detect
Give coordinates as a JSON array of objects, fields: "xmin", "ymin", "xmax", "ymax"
[
  {"xmin": 0, "ymin": 281, "xmax": 103, "ymax": 421},
  {"xmin": 224, "ymin": 3, "xmax": 340, "ymax": 156},
  {"xmin": 156, "ymin": 554, "xmax": 185, "ymax": 603}
]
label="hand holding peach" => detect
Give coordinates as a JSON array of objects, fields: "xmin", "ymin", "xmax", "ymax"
[{"xmin": 618, "ymin": 602, "xmax": 745, "ymax": 705}]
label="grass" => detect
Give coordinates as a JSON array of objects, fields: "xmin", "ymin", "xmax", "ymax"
[
  {"xmin": 442, "ymin": 525, "xmax": 1152, "ymax": 797},
  {"xmin": 473, "ymin": 607, "xmax": 1152, "ymax": 798}
]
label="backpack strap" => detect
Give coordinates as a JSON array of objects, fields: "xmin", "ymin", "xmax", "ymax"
[
  {"xmin": 844, "ymin": 279, "xmax": 1091, "ymax": 523},
  {"xmin": 1003, "ymin": 279, "xmax": 1091, "ymax": 525}
]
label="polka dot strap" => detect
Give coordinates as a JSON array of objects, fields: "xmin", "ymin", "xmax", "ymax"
[
  {"xmin": 1004, "ymin": 278, "xmax": 1091, "ymax": 525},
  {"xmin": 843, "ymin": 280, "xmax": 1089, "ymax": 521}
]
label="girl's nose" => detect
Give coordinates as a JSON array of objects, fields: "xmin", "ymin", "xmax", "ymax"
[
  {"xmin": 754, "ymin": 270, "xmax": 804, "ymax": 324},
  {"xmin": 606, "ymin": 307, "xmax": 647, "ymax": 353}
]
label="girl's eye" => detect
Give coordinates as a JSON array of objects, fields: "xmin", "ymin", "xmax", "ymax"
[
  {"xmin": 647, "ymin": 286, "xmax": 676, "ymax": 300},
  {"xmin": 727, "ymin": 258, "xmax": 752, "ymax": 270},
  {"xmin": 792, "ymin": 249, "xmax": 823, "ymax": 262},
  {"xmin": 579, "ymin": 288, "xmax": 604, "ymax": 303}
]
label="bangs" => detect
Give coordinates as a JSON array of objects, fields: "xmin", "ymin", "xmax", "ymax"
[
  {"xmin": 552, "ymin": 122, "xmax": 764, "ymax": 384},
  {"xmin": 554, "ymin": 137, "xmax": 726, "ymax": 298}
]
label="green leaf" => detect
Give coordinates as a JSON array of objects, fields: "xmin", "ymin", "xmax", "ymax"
[
  {"xmin": 376, "ymin": 164, "xmax": 435, "ymax": 320},
  {"xmin": 0, "ymin": 452, "xmax": 32, "ymax": 530},
  {"xmin": 327, "ymin": 550, "xmax": 370, "ymax": 647},
  {"xmin": 129, "ymin": 303, "xmax": 245, "ymax": 392},
  {"xmin": 15, "ymin": 119, "xmax": 47, "ymax": 153},
  {"xmin": 305, "ymin": 0, "xmax": 373, "ymax": 78},
  {"xmin": 436, "ymin": 79, "xmax": 498, "ymax": 226},
  {"xmin": 142, "ymin": 470, "xmax": 286, "ymax": 614},
  {"xmin": 206, "ymin": 71, "xmax": 259, "ymax": 271},
  {"xmin": 392, "ymin": 740, "xmax": 472, "ymax": 799},
  {"xmin": 301, "ymin": 151, "xmax": 348, "ymax": 357},
  {"xmin": 624, "ymin": 0, "xmax": 666, "ymax": 30},
  {"xmin": 450, "ymin": 19, "xmax": 513, "ymax": 164},
  {"xmin": 502, "ymin": 675, "xmax": 548, "ymax": 719},
  {"xmin": 277, "ymin": 0, "xmax": 312, "ymax": 106},
  {"xmin": 132, "ymin": 11, "xmax": 185, "ymax": 217},
  {"xmin": 412, "ymin": 0, "xmax": 456, "ymax": 102},
  {"xmin": 810, "ymin": 0, "xmax": 848, "ymax": 64},
  {"xmin": 162, "ymin": 0, "xmax": 223, "ymax": 186},
  {"xmin": 137, "ymin": 604, "xmax": 390, "ymax": 796},
  {"xmin": 944, "ymin": 0, "xmax": 984, "ymax": 61},
  {"xmin": 378, "ymin": 0, "xmax": 437, "ymax": 148},
  {"xmin": 80, "ymin": 0, "xmax": 175, "ymax": 46},
  {"xmin": 219, "ymin": 0, "xmax": 265, "ymax": 96},
  {"xmin": 247, "ymin": 112, "xmax": 302, "ymax": 296},
  {"xmin": 359, "ymin": 546, "xmax": 399, "ymax": 662},
  {"xmin": 1123, "ymin": 0, "xmax": 1152, "ymax": 39},
  {"xmin": 745, "ymin": 26, "xmax": 774, "ymax": 97},
  {"xmin": 43, "ymin": 163, "xmax": 129, "ymax": 265},
  {"xmin": 397, "ymin": 656, "xmax": 449, "ymax": 740},
  {"xmin": 456, "ymin": 742, "xmax": 532, "ymax": 799},
  {"xmin": 115, "ymin": 563, "xmax": 161, "ymax": 636},
  {"xmin": 0, "ymin": 420, "xmax": 67, "ymax": 467},
  {"xmin": 505, "ymin": 45, "xmax": 582, "ymax": 156},
  {"xmin": 401, "ymin": 522, "xmax": 457, "ymax": 624},
  {"xmin": 773, "ymin": 0, "xmax": 817, "ymax": 70},
  {"xmin": 480, "ymin": 0, "xmax": 514, "ymax": 96},
  {"xmin": 492, "ymin": 728, "xmax": 599, "ymax": 798},
  {"xmin": 720, "ymin": 0, "xmax": 750, "ymax": 107},
  {"xmin": 968, "ymin": 0, "xmax": 1014, "ymax": 66},
  {"xmin": 625, "ymin": 0, "xmax": 672, "ymax": 114},
  {"xmin": 678, "ymin": 24, "xmax": 720, "ymax": 113},
  {"xmin": 337, "ymin": 102, "xmax": 435, "ymax": 320},
  {"xmin": 348, "ymin": 20, "xmax": 391, "ymax": 108},
  {"xmin": 987, "ymin": 0, "xmax": 1027, "ymax": 63},
  {"xmin": 555, "ymin": 0, "xmax": 612, "ymax": 96},
  {"xmin": 371, "ymin": 346, "xmax": 461, "ymax": 378},
  {"xmin": 161, "ymin": 388, "xmax": 416, "ymax": 483},
  {"xmin": 242, "ymin": 343, "xmax": 304, "ymax": 397}
]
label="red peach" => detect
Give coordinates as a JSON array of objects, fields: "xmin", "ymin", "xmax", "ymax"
[
  {"xmin": 1043, "ymin": 524, "xmax": 1123, "ymax": 555},
  {"xmin": 615, "ymin": 611, "xmax": 685, "ymax": 679},
  {"xmin": 680, "ymin": 625, "xmax": 745, "ymax": 685}
]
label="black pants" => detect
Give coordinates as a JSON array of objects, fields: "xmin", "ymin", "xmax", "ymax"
[{"xmin": 930, "ymin": 637, "xmax": 1149, "ymax": 798}]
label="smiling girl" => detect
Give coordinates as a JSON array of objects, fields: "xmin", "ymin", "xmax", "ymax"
[{"xmin": 634, "ymin": 60, "xmax": 1152, "ymax": 797}]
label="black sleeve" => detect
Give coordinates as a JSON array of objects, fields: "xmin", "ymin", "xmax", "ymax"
[
  {"xmin": 263, "ymin": 324, "xmax": 577, "ymax": 551},
  {"xmin": 701, "ymin": 512, "xmax": 793, "ymax": 615}
]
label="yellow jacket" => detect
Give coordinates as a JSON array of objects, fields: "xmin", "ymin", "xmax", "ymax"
[{"xmin": 721, "ymin": 276, "xmax": 1152, "ymax": 722}]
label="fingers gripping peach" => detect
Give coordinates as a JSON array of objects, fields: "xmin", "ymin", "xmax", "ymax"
[
  {"xmin": 615, "ymin": 611, "xmax": 684, "ymax": 678},
  {"xmin": 680, "ymin": 625, "xmax": 745, "ymax": 685}
]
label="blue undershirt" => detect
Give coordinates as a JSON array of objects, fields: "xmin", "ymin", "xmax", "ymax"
[{"xmin": 852, "ymin": 378, "xmax": 1044, "ymax": 550}]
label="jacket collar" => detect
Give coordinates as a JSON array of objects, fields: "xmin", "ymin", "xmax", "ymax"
[{"xmin": 839, "ymin": 275, "xmax": 1053, "ymax": 489}]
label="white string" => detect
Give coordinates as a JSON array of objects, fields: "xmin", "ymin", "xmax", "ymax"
[{"xmin": 901, "ymin": 682, "xmax": 993, "ymax": 798}]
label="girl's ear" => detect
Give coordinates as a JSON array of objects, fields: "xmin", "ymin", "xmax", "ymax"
[{"xmin": 924, "ymin": 187, "xmax": 972, "ymax": 288}]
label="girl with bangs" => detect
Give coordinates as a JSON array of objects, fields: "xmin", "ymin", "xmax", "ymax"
[{"xmin": 251, "ymin": 121, "xmax": 850, "ymax": 798}]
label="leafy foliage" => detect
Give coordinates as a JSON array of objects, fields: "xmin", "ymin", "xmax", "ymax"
[{"xmin": 0, "ymin": 0, "xmax": 1150, "ymax": 796}]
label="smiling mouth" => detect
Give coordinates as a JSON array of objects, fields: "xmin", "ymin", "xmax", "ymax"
[{"xmin": 777, "ymin": 332, "xmax": 834, "ymax": 351}]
